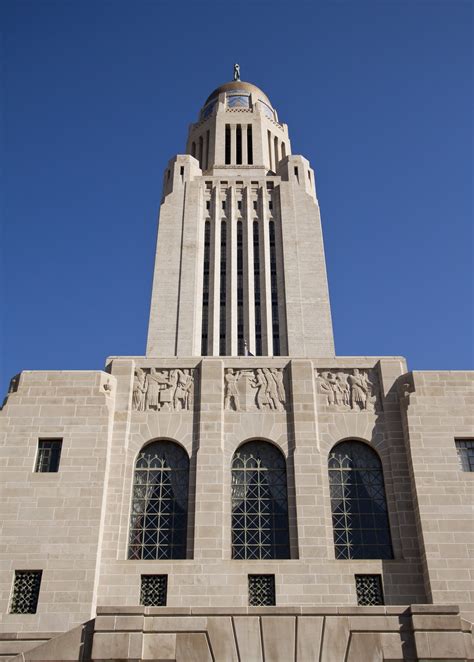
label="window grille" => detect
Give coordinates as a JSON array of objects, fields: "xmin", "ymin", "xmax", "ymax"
[
  {"xmin": 248, "ymin": 574, "xmax": 275, "ymax": 606},
  {"xmin": 232, "ymin": 441, "xmax": 290, "ymax": 560},
  {"xmin": 328, "ymin": 441, "xmax": 393, "ymax": 560},
  {"xmin": 140, "ymin": 575, "xmax": 167, "ymax": 606},
  {"xmin": 355, "ymin": 574, "xmax": 384, "ymax": 606},
  {"xmin": 10, "ymin": 570, "xmax": 42, "ymax": 614},
  {"xmin": 35, "ymin": 439, "xmax": 62, "ymax": 473},
  {"xmin": 128, "ymin": 441, "xmax": 189, "ymax": 560},
  {"xmin": 455, "ymin": 440, "xmax": 474, "ymax": 471}
]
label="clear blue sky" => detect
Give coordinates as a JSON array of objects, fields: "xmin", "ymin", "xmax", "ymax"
[{"xmin": 1, "ymin": 1, "xmax": 472, "ymax": 395}]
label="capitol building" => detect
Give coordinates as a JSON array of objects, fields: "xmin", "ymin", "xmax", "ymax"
[{"xmin": 1, "ymin": 70, "xmax": 473, "ymax": 661}]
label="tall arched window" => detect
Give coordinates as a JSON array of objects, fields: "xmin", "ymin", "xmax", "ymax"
[
  {"xmin": 328, "ymin": 441, "xmax": 393, "ymax": 560},
  {"xmin": 231, "ymin": 440, "xmax": 290, "ymax": 560},
  {"xmin": 128, "ymin": 440, "xmax": 189, "ymax": 560}
]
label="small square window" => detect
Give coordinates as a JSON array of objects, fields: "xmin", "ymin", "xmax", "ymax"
[
  {"xmin": 140, "ymin": 575, "xmax": 167, "ymax": 606},
  {"xmin": 455, "ymin": 439, "xmax": 474, "ymax": 471},
  {"xmin": 355, "ymin": 574, "xmax": 384, "ymax": 606},
  {"xmin": 10, "ymin": 571, "xmax": 42, "ymax": 614},
  {"xmin": 248, "ymin": 574, "xmax": 275, "ymax": 606},
  {"xmin": 35, "ymin": 439, "xmax": 62, "ymax": 473}
]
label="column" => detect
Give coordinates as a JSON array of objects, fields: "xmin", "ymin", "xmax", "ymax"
[
  {"xmin": 230, "ymin": 124, "xmax": 236, "ymax": 165},
  {"xmin": 241, "ymin": 124, "xmax": 248, "ymax": 165},
  {"xmin": 244, "ymin": 186, "xmax": 255, "ymax": 355}
]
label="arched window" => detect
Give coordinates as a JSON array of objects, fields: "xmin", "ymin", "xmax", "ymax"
[
  {"xmin": 231, "ymin": 440, "xmax": 290, "ymax": 560},
  {"xmin": 328, "ymin": 441, "xmax": 393, "ymax": 560},
  {"xmin": 128, "ymin": 440, "xmax": 189, "ymax": 560}
]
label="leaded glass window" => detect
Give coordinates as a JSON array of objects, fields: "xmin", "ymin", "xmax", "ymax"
[
  {"xmin": 248, "ymin": 574, "xmax": 275, "ymax": 606},
  {"xmin": 329, "ymin": 441, "xmax": 393, "ymax": 560},
  {"xmin": 455, "ymin": 439, "xmax": 474, "ymax": 471},
  {"xmin": 128, "ymin": 441, "xmax": 189, "ymax": 560},
  {"xmin": 35, "ymin": 439, "xmax": 62, "ymax": 472},
  {"xmin": 232, "ymin": 441, "xmax": 290, "ymax": 560},
  {"xmin": 10, "ymin": 570, "xmax": 42, "ymax": 614},
  {"xmin": 140, "ymin": 575, "xmax": 167, "ymax": 606},
  {"xmin": 355, "ymin": 574, "xmax": 384, "ymax": 605}
]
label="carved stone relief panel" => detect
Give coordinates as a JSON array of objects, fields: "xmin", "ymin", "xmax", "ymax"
[
  {"xmin": 316, "ymin": 368, "xmax": 380, "ymax": 412},
  {"xmin": 132, "ymin": 368, "xmax": 194, "ymax": 412},
  {"xmin": 224, "ymin": 368, "xmax": 286, "ymax": 412}
]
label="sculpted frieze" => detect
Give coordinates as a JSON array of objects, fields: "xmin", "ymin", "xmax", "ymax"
[
  {"xmin": 316, "ymin": 368, "xmax": 379, "ymax": 412},
  {"xmin": 132, "ymin": 368, "xmax": 194, "ymax": 412},
  {"xmin": 224, "ymin": 368, "xmax": 286, "ymax": 412}
]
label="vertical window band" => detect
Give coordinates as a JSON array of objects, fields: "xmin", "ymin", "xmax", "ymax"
[
  {"xmin": 253, "ymin": 221, "xmax": 262, "ymax": 356},
  {"xmin": 201, "ymin": 221, "xmax": 211, "ymax": 355},
  {"xmin": 269, "ymin": 220, "xmax": 280, "ymax": 356},
  {"xmin": 237, "ymin": 221, "xmax": 244, "ymax": 355},
  {"xmin": 219, "ymin": 220, "xmax": 227, "ymax": 355}
]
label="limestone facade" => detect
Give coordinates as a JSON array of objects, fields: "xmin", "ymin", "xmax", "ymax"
[{"xmin": 1, "ymin": 77, "xmax": 473, "ymax": 660}]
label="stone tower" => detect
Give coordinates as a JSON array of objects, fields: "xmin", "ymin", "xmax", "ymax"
[
  {"xmin": 146, "ymin": 79, "xmax": 335, "ymax": 358},
  {"xmin": 1, "ymin": 73, "xmax": 473, "ymax": 662}
]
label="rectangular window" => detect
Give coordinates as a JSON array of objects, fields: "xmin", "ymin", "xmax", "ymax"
[
  {"xmin": 35, "ymin": 439, "xmax": 62, "ymax": 473},
  {"xmin": 355, "ymin": 575, "xmax": 384, "ymax": 606},
  {"xmin": 247, "ymin": 125, "xmax": 253, "ymax": 165},
  {"xmin": 253, "ymin": 201, "xmax": 258, "ymax": 211},
  {"xmin": 225, "ymin": 125, "xmax": 231, "ymax": 165},
  {"xmin": 248, "ymin": 574, "xmax": 275, "ymax": 606},
  {"xmin": 10, "ymin": 570, "xmax": 42, "ymax": 614},
  {"xmin": 237, "ymin": 200, "xmax": 242, "ymax": 211},
  {"xmin": 206, "ymin": 200, "xmax": 210, "ymax": 211},
  {"xmin": 455, "ymin": 439, "xmax": 474, "ymax": 471},
  {"xmin": 222, "ymin": 200, "xmax": 226, "ymax": 210},
  {"xmin": 236, "ymin": 124, "xmax": 242, "ymax": 165},
  {"xmin": 140, "ymin": 575, "xmax": 167, "ymax": 606}
]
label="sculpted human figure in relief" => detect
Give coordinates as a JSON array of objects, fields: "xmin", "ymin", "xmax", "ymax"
[
  {"xmin": 224, "ymin": 369, "xmax": 241, "ymax": 411},
  {"xmin": 132, "ymin": 368, "xmax": 194, "ymax": 411},
  {"xmin": 318, "ymin": 368, "xmax": 375, "ymax": 411}
]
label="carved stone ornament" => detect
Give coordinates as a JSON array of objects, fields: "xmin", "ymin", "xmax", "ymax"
[
  {"xmin": 132, "ymin": 368, "xmax": 194, "ymax": 412},
  {"xmin": 316, "ymin": 368, "xmax": 379, "ymax": 412},
  {"xmin": 224, "ymin": 368, "xmax": 286, "ymax": 412}
]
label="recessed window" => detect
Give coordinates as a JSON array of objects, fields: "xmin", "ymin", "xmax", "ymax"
[
  {"xmin": 253, "ymin": 201, "xmax": 258, "ymax": 210},
  {"xmin": 248, "ymin": 574, "xmax": 275, "ymax": 606},
  {"xmin": 222, "ymin": 200, "xmax": 226, "ymax": 210},
  {"xmin": 328, "ymin": 440, "xmax": 393, "ymax": 560},
  {"xmin": 206, "ymin": 200, "xmax": 210, "ymax": 210},
  {"xmin": 128, "ymin": 441, "xmax": 190, "ymax": 560},
  {"xmin": 35, "ymin": 439, "xmax": 62, "ymax": 473},
  {"xmin": 232, "ymin": 441, "xmax": 290, "ymax": 559},
  {"xmin": 355, "ymin": 574, "xmax": 384, "ymax": 606},
  {"xmin": 455, "ymin": 439, "xmax": 474, "ymax": 471},
  {"xmin": 237, "ymin": 200, "xmax": 242, "ymax": 211},
  {"xmin": 269, "ymin": 201, "xmax": 273, "ymax": 211},
  {"xmin": 10, "ymin": 570, "xmax": 42, "ymax": 614},
  {"xmin": 140, "ymin": 575, "xmax": 167, "ymax": 606}
]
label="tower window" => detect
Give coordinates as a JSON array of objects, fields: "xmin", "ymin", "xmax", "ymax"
[
  {"xmin": 205, "ymin": 129, "xmax": 210, "ymax": 170},
  {"xmin": 140, "ymin": 575, "xmax": 168, "ymax": 607},
  {"xmin": 35, "ymin": 439, "xmax": 62, "ymax": 473},
  {"xmin": 10, "ymin": 571, "xmax": 42, "ymax": 614},
  {"xmin": 456, "ymin": 439, "xmax": 474, "ymax": 471},
  {"xmin": 201, "ymin": 221, "xmax": 211, "ymax": 355},
  {"xmin": 253, "ymin": 221, "xmax": 262, "ymax": 356},
  {"xmin": 219, "ymin": 221, "xmax": 227, "ymax": 355},
  {"xmin": 225, "ymin": 125, "xmax": 231, "ymax": 165},
  {"xmin": 294, "ymin": 166, "xmax": 299, "ymax": 182},
  {"xmin": 281, "ymin": 142, "xmax": 286, "ymax": 159},
  {"xmin": 236, "ymin": 124, "xmax": 242, "ymax": 165},
  {"xmin": 355, "ymin": 575, "xmax": 384, "ymax": 606},
  {"xmin": 247, "ymin": 125, "xmax": 253, "ymax": 165},
  {"xmin": 222, "ymin": 200, "xmax": 226, "ymax": 210},
  {"xmin": 248, "ymin": 575, "xmax": 276, "ymax": 606},
  {"xmin": 269, "ymin": 221, "xmax": 280, "ymax": 356},
  {"xmin": 237, "ymin": 221, "xmax": 244, "ymax": 355},
  {"xmin": 267, "ymin": 130, "xmax": 273, "ymax": 171},
  {"xmin": 237, "ymin": 200, "xmax": 242, "ymax": 211},
  {"xmin": 253, "ymin": 200, "xmax": 258, "ymax": 211},
  {"xmin": 206, "ymin": 200, "xmax": 210, "ymax": 211},
  {"xmin": 191, "ymin": 142, "xmax": 196, "ymax": 158}
]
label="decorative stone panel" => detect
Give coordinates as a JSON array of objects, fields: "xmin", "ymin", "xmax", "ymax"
[
  {"xmin": 224, "ymin": 367, "xmax": 286, "ymax": 411},
  {"xmin": 132, "ymin": 368, "xmax": 195, "ymax": 412},
  {"xmin": 315, "ymin": 367, "xmax": 380, "ymax": 412}
]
